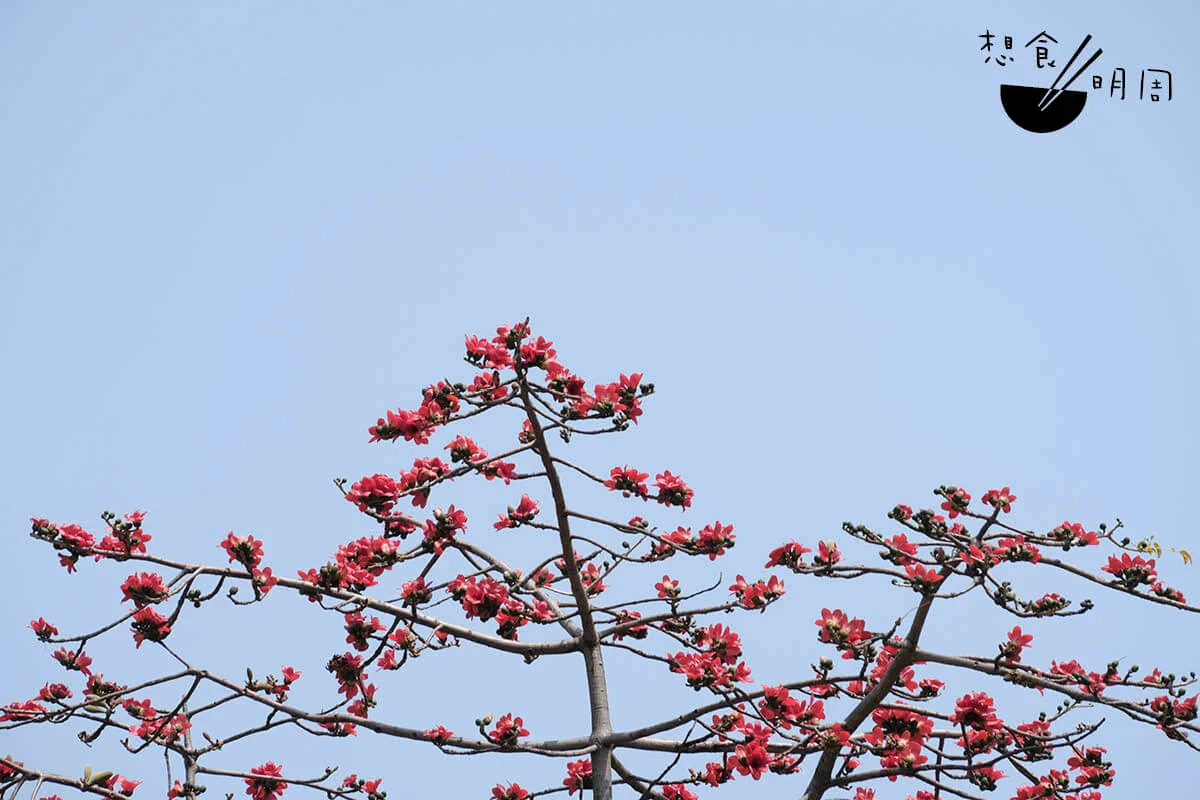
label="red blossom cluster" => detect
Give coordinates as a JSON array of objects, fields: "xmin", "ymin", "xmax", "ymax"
[
  {"xmin": 130, "ymin": 713, "xmax": 191, "ymax": 744},
  {"xmin": 563, "ymin": 758, "xmax": 592, "ymax": 795},
  {"xmin": 729, "ymin": 574, "xmax": 785, "ymax": 611},
  {"xmin": 653, "ymin": 471, "xmax": 693, "ymax": 509},
  {"xmin": 653, "ymin": 521, "xmax": 736, "ymax": 561},
  {"xmin": 13, "ymin": 323, "xmax": 1200, "ymax": 800},
  {"xmin": 423, "ymin": 505, "xmax": 468, "ymax": 553},
  {"xmin": 604, "ymin": 466, "xmax": 650, "ymax": 498},
  {"xmin": 245, "ymin": 763, "xmax": 287, "ymax": 800},
  {"xmin": 487, "ymin": 713, "xmax": 529, "ymax": 747},
  {"xmin": 129, "ymin": 607, "xmax": 172, "ymax": 648},
  {"xmin": 296, "ymin": 535, "xmax": 403, "ymax": 599},
  {"xmin": 668, "ymin": 622, "xmax": 754, "ymax": 692},
  {"xmin": 492, "ymin": 494, "xmax": 539, "ymax": 531},
  {"xmin": 119, "ymin": 572, "xmax": 169, "ymax": 607}
]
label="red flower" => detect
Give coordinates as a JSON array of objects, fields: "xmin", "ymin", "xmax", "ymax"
[
  {"xmin": 106, "ymin": 776, "xmax": 141, "ymax": 796},
  {"xmin": 252, "ymin": 567, "xmax": 278, "ymax": 595},
  {"xmin": 939, "ymin": 486, "xmax": 971, "ymax": 518},
  {"xmin": 488, "ymin": 713, "xmax": 529, "ymax": 746},
  {"xmin": 668, "ymin": 651, "xmax": 750, "ymax": 690},
  {"xmin": 1012, "ymin": 719, "xmax": 1051, "ymax": 758},
  {"xmin": 816, "ymin": 608, "xmax": 869, "ymax": 649},
  {"xmin": 444, "ymin": 435, "xmax": 488, "ymax": 464},
  {"xmin": 120, "ymin": 573, "xmax": 169, "ymax": 607},
  {"xmin": 579, "ymin": 562, "xmax": 607, "ymax": 596},
  {"xmin": 662, "ymin": 786, "xmax": 699, "ymax": 800},
  {"xmin": 981, "ymin": 487, "xmax": 1017, "ymax": 512},
  {"xmin": 1151, "ymin": 582, "xmax": 1187, "ymax": 603},
  {"xmin": 1102, "ymin": 553, "xmax": 1157, "ymax": 587},
  {"xmin": 465, "ymin": 334, "xmax": 513, "ymax": 370},
  {"xmin": 220, "ymin": 532, "xmax": 264, "ymax": 569},
  {"xmin": 759, "ymin": 685, "xmax": 803, "ymax": 728},
  {"xmin": 702, "ymin": 761, "xmax": 731, "ymax": 786},
  {"xmin": 695, "ymin": 521, "xmax": 736, "ymax": 560},
  {"xmin": 347, "ymin": 682, "xmax": 377, "ymax": 718},
  {"xmin": 469, "ymin": 371, "xmax": 509, "ymax": 402},
  {"xmin": 967, "ymin": 765, "xmax": 1005, "ymax": 791},
  {"xmin": 518, "ymin": 335, "xmax": 557, "ymax": 368},
  {"xmin": 814, "ymin": 540, "xmax": 841, "ymax": 567},
  {"xmin": 53, "ymin": 647, "xmax": 92, "ymax": 675},
  {"xmin": 401, "ymin": 577, "xmax": 432, "ymax": 605},
  {"xmin": 424, "ymin": 725, "xmax": 454, "ymax": 744},
  {"xmin": 1000, "ymin": 626, "xmax": 1033, "ymax": 663},
  {"xmin": 58, "ymin": 523, "xmax": 96, "ymax": 550},
  {"xmin": 869, "ymin": 707, "xmax": 933, "ymax": 747},
  {"xmin": 451, "ymin": 575, "xmax": 512, "ymax": 622},
  {"xmin": 651, "ymin": 576, "xmax": 680, "ymax": 603},
  {"xmin": 1027, "ymin": 592, "xmax": 1070, "ymax": 616},
  {"xmin": 38, "ymin": 683, "xmax": 71, "ymax": 702},
  {"xmin": 563, "ymin": 759, "xmax": 592, "ymax": 795},
  {"xmin": 765, "ymin": 541, "xmax": 811, "ymax": 570},
  {"xmin": 326, "ymin": 653, "xmax": 367, "ymax": 697},
  {"xmin": 130, "ymin": 607, "xmax": 172, "ymax": 648},
  {"xmin": 0, "ymin": 700, "xmax": 47, "ymax": 722},
  {"xmin": 730, "ymin": 574, "xmax": 785, "ymax": 611},
  {"xmin": 960, "ymin": 544, "xmax": 999, "ymax": 573},
  {"xmin": 367, "ymin": 402, "xmax": 444, "ymax": 445},
  {"xmin": 30, "ymin": 617, "xmax": 58, "ymax": 641},
  {"xmin": 397, "ymin": 457, "xmax": 452, "ymax": 508},
  {"xmin": 1048, "ymin": 521, "xmax": 1098, "ymax": 547},
  {"xmin": 904, "ymin": 563, "xmax": 944, "ymax": 593},
  {"xmin": 697, "ymin": 623, "xmax": 743, "ymax": 664},
  {"xmin": 245, "ymin": 763, "xmax": 287, "ymax": 800},
  {"xmin": 493, "ymin": 495, "xmax": 540, "ymax": 530},
  {"xmin": 344, "ymin": 612, "xmax": 386, "ymax": 651},
  {"xmin": 345, "ymin": 474, "xmax": 402, "ymax": 514},
  {"xmin": 491, "ymin": 784, "xmax": 529, "ymax": 800},
  {"xmin": 0, "ymin": 757, "xmax": 23, "ymax": 780},
  {"xmin": 883, "ymin": 534, "xmax": 918, "ymax": 565},
  {"xmin": 421, "ymin": 505, "xmax": 469, "ymax": 553},
  {"xmin": 123, "ymin": 697, "xmax": 155, "ymax": 719},
  {"xmin": 732, "ymin": 741, "xmax": 771, "ymax": 780},
  {"xmin": 543, "ymin": 360, "xmax": 582, "ymax": 390},
  {"xmin": 995, "ymin": 535, "xmax": 1041, "ymax": 564},
  {"xmin": 950, "ymin": 692, "xmax": 1003, "ymax": 732},
  {"xmin": 131, "ymin": 713, "xmax": 191, "ymax": 744},
  {"xmin": 96, "ymin": 513, "xmax": 152, "ymax": 559},
  {"xmin": 480, "ymin": 459, "xmax": 518, "ymax": 484},
  {"xmin": 604, "ymin": 466, "xmax": 650, "ymax": 498},
  {"xmin": 654, "ymin": 471, "xmax": 694, "ymax": 509}
]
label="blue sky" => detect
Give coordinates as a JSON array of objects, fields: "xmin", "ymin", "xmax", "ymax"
[{"xmin": 2, "ymin": 3, "xmax": 1197, "ymax": 799}]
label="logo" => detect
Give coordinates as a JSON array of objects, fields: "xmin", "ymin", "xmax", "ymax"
[{"xmin": 978, "ymin": 29, "xmax": 1175, "ymax": 133}]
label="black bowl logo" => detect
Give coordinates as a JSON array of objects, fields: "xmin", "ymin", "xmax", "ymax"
[
  {"xmin": 999, "ymin": 35, "xmax": 1102, "ymax": 133},
  {"xmin": 1000, "ymin": 84, "xmax": 1088, "ymax": 132}
]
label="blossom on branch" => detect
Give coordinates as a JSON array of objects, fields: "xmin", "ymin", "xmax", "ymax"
[
  {"xmin": 493, "ymin": 494, "xmax": 540, "ymax": 531},
  {"xmin": 245, "ymin": 763, "xmax": 287, "ymax": 800}
]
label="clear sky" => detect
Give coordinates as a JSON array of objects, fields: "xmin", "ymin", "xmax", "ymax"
[{"xmin": 2, "ymin": 3, "xmax": 1197, "ymax": 799}]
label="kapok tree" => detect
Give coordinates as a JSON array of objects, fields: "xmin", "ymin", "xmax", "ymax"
[{"xmin": 4, "ymin": 320, "xmax": 1198, "ymax": 800}]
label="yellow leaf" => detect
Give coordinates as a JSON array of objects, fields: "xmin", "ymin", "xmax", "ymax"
[
  {"xmin": 88, "ymin": 771, "xmax": 114, "ymax": 787},
  {"xmin": 1181, "ymin": 550, "xmax": 1192, "ymax": 565}
]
